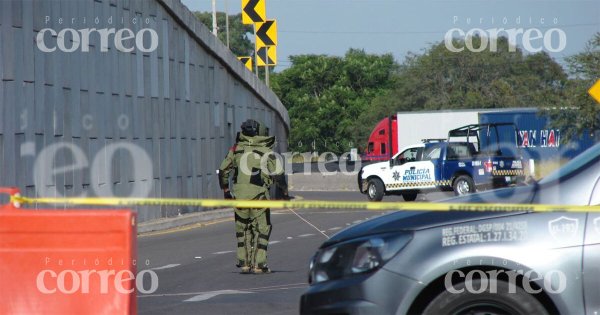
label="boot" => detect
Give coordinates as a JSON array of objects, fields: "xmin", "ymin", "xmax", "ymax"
[
  {"xmin": 240, "ymin": 266, "xmax": 251, "ymax": 274},
  {"xmin": 252, "ymin": 266, "xmax": 271, "ymax": 274}
]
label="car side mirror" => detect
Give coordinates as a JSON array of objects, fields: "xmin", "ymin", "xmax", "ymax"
[{"xmin": 389, "ymin": 159, "xmax": 394, "ymax": 167}]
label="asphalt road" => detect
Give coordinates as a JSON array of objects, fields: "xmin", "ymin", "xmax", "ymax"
[{"xmin": 137, "ymin": 190, "xmax": 452, "ymax": 314}]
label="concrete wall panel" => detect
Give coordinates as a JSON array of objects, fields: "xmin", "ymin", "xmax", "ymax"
[{"xmin": 0, "ymin": 0, "xmax": 289, "ymax": 222}]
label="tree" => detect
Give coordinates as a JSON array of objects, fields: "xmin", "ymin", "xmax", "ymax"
[
  {"xmin": 372, "ymin": 36, "xmax": 567, "ymax": 110},
  {"xmin": 271, "ymin": 49, "xmax": 397, "ymax": 154},
  {"xmin": 272, "ymin": 36, "xmax": 595, "ymax": 155},
  {"xmin": 194, "ymin": 11, "xmax": 253, "ymax": 57},
  {"xmin": 356, "ymin": 36, "xmax": 570, "ymax": 147},
  {"xmin": 545, "ymin": 32, "xmax": 600, "ymax": 141}
]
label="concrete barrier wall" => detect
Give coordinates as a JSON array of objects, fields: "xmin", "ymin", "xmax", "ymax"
[{"xmin": 0, "ymin": 0, "xmax": 289, "ymax": 222}]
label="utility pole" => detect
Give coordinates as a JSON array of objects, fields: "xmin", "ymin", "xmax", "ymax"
[
  {"xmin": 225, "ymin": 0, "xmax": 230, "ymax": 48},
  {"xmin": 211, "ymin": 0, "xmax": 217, "ymax": 36}
]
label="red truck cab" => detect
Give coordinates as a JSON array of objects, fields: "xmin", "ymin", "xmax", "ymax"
[{"xmin": 363, "ymin": 115, "xmax": 398, "ymax": 162}]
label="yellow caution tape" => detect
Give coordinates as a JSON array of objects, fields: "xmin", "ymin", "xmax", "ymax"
[{"xmin": 9, "ymin": 195, "xmax": 600, "ymax": 213}]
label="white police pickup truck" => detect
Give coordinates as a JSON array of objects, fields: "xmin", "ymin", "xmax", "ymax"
[{"xmin": 358, "ymin": 123, "xmax": 525, "ymax": 201}]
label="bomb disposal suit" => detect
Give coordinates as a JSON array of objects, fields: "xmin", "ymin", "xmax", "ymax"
[{"xmin": 218, "ymin": 120, "xmax": 281, "ymax": 273}]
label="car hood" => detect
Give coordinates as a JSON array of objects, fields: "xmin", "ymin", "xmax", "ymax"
[{"xmin": 323, "ymin": 208, "xmax": 527, "ymax": 247}]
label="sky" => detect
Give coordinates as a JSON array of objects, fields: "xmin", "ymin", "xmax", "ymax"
[{"xmin": 181, "ymin": 0, "xmax": 600, "ymax": 71}]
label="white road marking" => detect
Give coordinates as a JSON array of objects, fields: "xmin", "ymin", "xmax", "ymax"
[
  {"xmin": 353, "ymin": 220, "xmax": 363, "ymax": 224},
  {"xmin": 184, "ymin": 290, "xmax": 252, "ymax": 302},
  {"xmin": 298, "ymin": 233, "xmax": 315, "ymax": 238},
  {"xmin": 346, "ymin": 223, "xmax": 351, "ymax": 226},
  {"xmin": 140, "ymin": 282, "xmax": 307, "ymax": 298},
  {"xmin": 194, "ymin": 256, "xmax": 202, "ymax": 259},
  {"xmin": 212, "ymin": 250, "xmax": 234, "ymax": 255},
  {"xmin": 288, "ymin": 207, "xmax": 330, "ymax": 239},
  {"xmin": 151, "ymin": 264, "xmax": 181, "ymax": 270},
  {"xmin": 269, "ymin": 240, "xmax": 281, "ymax": 245},
  {"xmin": 328, "ymin": 227, "xmax": 342, "ymax": 231},
  {"xmin": 286, "ymin": 236, "xmax": 293, "ymax": 239}
]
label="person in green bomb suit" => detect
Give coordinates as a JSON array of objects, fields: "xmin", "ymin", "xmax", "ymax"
[{"xmin": 218, "ymin": 119, "xmax": 282, "ymax": 274}]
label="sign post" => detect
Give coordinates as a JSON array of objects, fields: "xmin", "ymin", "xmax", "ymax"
[{"xmin": 265, "ymin": 48, "xmax": 270, "ymax": 86}]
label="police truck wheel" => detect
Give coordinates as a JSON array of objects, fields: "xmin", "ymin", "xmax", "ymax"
[
  {"xmin": 402, "ymin": 192, "xmax": 417, "ymax": 201},
  {"xmin": 422, "ymin": 279, "xmax": 549, "ymax": 315},
  {"xmin": 453, "ymin": 175, "xmax": 475, "ymax": 196},
  {"xmin": 366, "ymin": 178, "xmax": 384, "ymax": 201}
]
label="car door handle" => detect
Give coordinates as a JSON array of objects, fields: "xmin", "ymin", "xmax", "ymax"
[{"xmin": 410, "ymin": 166, "xmax": 416, "ymax": 170}]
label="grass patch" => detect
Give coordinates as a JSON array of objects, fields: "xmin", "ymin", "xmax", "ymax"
[
  {"xmin": 530, "ymin": 159, "xmax": 570, "ymax": 180},
  {"xmin": 290, "ymin": 152, "xmax": 334, "ymax": 163}
]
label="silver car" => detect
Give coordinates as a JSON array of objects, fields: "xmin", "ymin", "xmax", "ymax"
[{"xmin": 301, "ymin": 143, "xmax": 600, "ymax": 315}]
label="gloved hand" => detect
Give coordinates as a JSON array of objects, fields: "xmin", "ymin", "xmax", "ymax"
[{"xmin": 223, "ymin": 190, "xmax": 233, "ymax": 200}]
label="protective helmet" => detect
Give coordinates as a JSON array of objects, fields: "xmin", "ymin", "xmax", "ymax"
[
  {"xmin": 241, "ymin": 119, "xmax": 270, "ymax": 137},
  {"xmin": 241, "ymin": 119, "xmax": 260, "ymax": 137}
]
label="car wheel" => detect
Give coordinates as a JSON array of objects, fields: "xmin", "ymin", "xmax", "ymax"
[
  {"xmin": 453, "ymin": 175, "xmax": 475, "ymax": 196},
  {"xmin": 423, "ymin": 279, "xmax": 549, "ymax": 315},
  {"xmin": 402, "ymin": 192, "xmax": 417, "ymax": 201},
  {"xmin": 367, "ymin": 178, "xmax": 385, "ymax": 201}
]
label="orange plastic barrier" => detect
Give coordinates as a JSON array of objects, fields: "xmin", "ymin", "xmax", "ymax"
[{"xmin": 0, "ymin": 188, "xmax": 137, "ymax": 315}]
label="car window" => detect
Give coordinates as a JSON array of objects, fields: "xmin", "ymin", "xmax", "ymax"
[
  {"xmin": 396, "ymin": 147, "xmax": 421, "ymax": 164},
  {"xmin": 446, "ymin": 143, "xmax": 474, "ymax": 160},
  {"xmin": 423, "ymin": 146, "xmax": 441, "ymax": 160}
]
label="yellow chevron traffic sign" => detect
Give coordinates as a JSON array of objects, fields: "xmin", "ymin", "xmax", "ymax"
[
  {"xmin": 237, "ymin": 56, "xmax": 253, "ymax": 72},
  {"xmin": 241, "ymin": 0, "xmax": 266, "ymax": 24},
  {"xmin": 589, "ymin": 79, "xmax": 600, "ymax": 103},
  {"xmin": 255, "ymin": 19, "xmax": 277, "ymax": 48},
  {"xmin": 256, "ymin": 46, "xmax": 276, "ymax": 66}
]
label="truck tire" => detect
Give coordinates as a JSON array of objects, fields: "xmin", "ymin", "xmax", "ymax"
[
  {"xmin": 402, "ymin": 192, "xmax": 417, "ymax": 201},
  {"xmin": 366, "ymin": 178, "xmax": 385, "ymax": 201},
  {"xmin": 422, "ymin": 279, "xmax": 549, "ymax": 315},
  {"xmin": 453, "ymin": 175, "xmax": 475, "ymax": 196}
]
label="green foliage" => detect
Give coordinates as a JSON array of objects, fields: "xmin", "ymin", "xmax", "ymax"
[
  {"xmin": 544, "ymin": 32, "xmax": 600, "ymax": 141},
  {"xmin": 372, "ymin": 36, "xmax": 567, "ymax": 109},
  {"xmin": 272, "ymin": 34, "xmax": 598, "ymax": 154},
  {"xmin": 352, "ymin": 37, "xmax": 570, "ymax": 146},
  {"xmin": 271, "ymin": 49, "xmax": 397, "ymax": 154},
  {"xmin": 194, "ymin": 11, "xmax": 253, "ymax": 57}
]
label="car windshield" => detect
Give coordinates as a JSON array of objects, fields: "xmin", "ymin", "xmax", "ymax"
[{"xmin": 539, "ymin": 143, "xmax": 600, "ymax": 184}]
